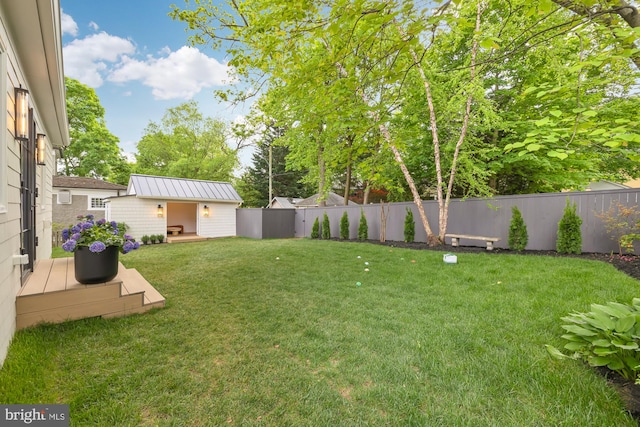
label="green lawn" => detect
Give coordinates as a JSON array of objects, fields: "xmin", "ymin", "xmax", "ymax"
[{"xmin": 2, "ymin": 238, "xmax": 639, "ymax": 426}]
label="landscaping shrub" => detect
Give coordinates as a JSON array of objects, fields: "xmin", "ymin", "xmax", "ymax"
[
  {"xmin": 595, "ymin": 200, "xmax": 640, "ymax": 253},
  {"xmin": 508, "ymin": 206, "xmax": 528, "ymax": 251},
  {"xmin": 311, "ymin": 217, "xmax": 320, "ymax": 239},
  {"xmin": 546, "ymin": 299, "xmax": 640, "ymax": 383},
  {"xmin": 557, "ymin": 199, "xmax": 582, "ymax": 254},
  {"xmin": 404, "ymin": 208, "xmax": 415, "ymax": 243},
  {"xmin": 340, "ymin": 211, "xmax": 349, "ymax": 240},
  {"xmin": 141, "ymin": 235, "xmax": 150, "ymax": 245},
  {"xmin": 321, "ymin": 212, "xmax": 331, "ymax": 239},
  {"xmin": 358, "ymin": 209, "xmax": 368, "ymax": 241}
]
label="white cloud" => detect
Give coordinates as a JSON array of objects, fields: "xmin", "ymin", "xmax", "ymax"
[
  {"xmin": 89, "ymin": 21, "xmax": 99, "ymax": 31},
  {"xmin": 108, "ymin": 46, "xmax": 232, "ymax": 100},
  {"xmin": 61, "ymin": 10, "xmax": 78, "ymax": 36},
  {"xmin": 63, "ymin": 32, "xmax": 136, "ymax": 87}
]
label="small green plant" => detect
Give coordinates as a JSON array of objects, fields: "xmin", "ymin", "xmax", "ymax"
[
  {"xmin": 595, "ymin": 201, "xmax": 640, "ymax": 253},
  {"xmin": 311, "ymin": 217, "xmax": 320, "ymax": 239},
  {"xmin": 508, "ymin": 206, "xmax": 528, "ymax": 251},
  {"xmin": 340, "ymin": 211, "xmax": 349, "ymax": 240},
  {"xmin": 557, "ymin": 199, "xmax": 582, "ymax": 254},
  {"xmin": 404, "ymin": 208, "xmax": 415, "ymax": 243},
  {"xmin": 151, "ymin": 234, "xmax": 159, "ymax": 244},
  {"xmin": 358, "ymin": 209, "xmax": 368, "ymax": 241},
  {"xmin": 546, "ymin": 299, "xmax": 640, "ymax": 383},
  {"xmin": 321, "ymin": 212, "xmax": 331, "ymax": 239},
  {"xmin": 141, "ymin": 235, "xmax": 150, "ymax": 245},
  {"xmin": 157, "ymin": 234, "xmax": 165, "ymax": 243}
]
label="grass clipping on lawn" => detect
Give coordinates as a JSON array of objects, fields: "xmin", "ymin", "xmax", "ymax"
[{"xmin": 2, "ymin": 238, "xmax": 639, "ymax": 426}]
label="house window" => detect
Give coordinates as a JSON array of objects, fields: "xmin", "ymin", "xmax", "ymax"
[
  {"xmin": 57, "ymin": 190, "xmax": 71, "ymax": 204},
  {"xmin": 90, "ymin": 197, "xmax": 106, "ymax": 209}
]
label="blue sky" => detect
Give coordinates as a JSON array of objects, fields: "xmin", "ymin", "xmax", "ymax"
[{"xmin": 60, "ymin": 0, "xmax": 252, "ymax": 168}]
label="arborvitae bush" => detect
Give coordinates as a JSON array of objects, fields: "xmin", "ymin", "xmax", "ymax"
[
  {"xmin": 557, "ymin": 199, "xmax": 583, "ymax": 254},
  {"xmin": 358, "ymin": 209, "xmax": 368, "ymax": 241},
  {"xmin": 340, "ymin": 211, "xmax": 349, "ymax": 240},
  {"xmin": 404, "ymin": 208, "xmax": 415, "ymax": 243},
  {"xmin": 311, "ymin": 217, "xmax": 320, "ymax": 239},
  {"xmin": 508, "ymin": 206, "xmax": 528, "ymax": 251},
  {"xmin": 321, "ymin": 212, "xmax": 331, "ymax": 239}
]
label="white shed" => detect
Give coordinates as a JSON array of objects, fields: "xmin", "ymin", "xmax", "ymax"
[{"xmin": 106, "ymin": 174, "xmax": 242, "ymax": 241}]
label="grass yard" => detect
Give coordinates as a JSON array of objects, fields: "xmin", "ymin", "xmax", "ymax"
[{"xmin": 2, "ymin": 238, "xmax": 639, "ymax": 426}]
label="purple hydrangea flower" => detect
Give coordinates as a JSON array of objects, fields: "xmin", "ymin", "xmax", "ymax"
[
  {"xmin": 81, "ymin": 222, "xmax": 93, "ymax": 230},
  {"xmin": 86, "ymin": 214, "xmax": 94, "ymax": 220},
  {"xmin": 89, "ymin": 241, "xmax": 107, "ymax": 253},
  {"xmin": 62, "ymin": 239, "xmax": 77, "ymax": 252},
  {"xmin": 62, "ymin": 228, "xmax": 70, "ymax": 240},
  {"xmin": 124, "ymin": 234, "xmax": 132, "ymax": 240},
  {"xmin": 133, "ymin": 241, "xmax": 140, "ymax": 250},
  {"xmin": 97, "ymin": 218, "xmax": 106, "ymax": 225},
  {"xmin": 72, "ymin": 233, "xmax": 81, "ymax": 241},
  {"xmin": 71, "ymin": 225, "xmax": 81, "ymax": 234},
  {"xmin": 122, "ymin": 241, "xmax": 134, "ymax": 254}
]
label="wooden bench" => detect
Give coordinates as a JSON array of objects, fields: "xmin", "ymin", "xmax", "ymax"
[{"xmin": 445, "ymin": 234, "xmax": 500, "ymax": 251}]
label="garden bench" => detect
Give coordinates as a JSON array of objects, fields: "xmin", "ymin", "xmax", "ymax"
[{"xmin": 445, "ymin": 234, "xmax": 500, "ymax": 251}]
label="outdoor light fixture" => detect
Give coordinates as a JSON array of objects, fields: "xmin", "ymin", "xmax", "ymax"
[
  {"xmin": 15, "ymin": 87, "xmax": 29, "ymax": 140},
  {"xmin": 157, "ymin": 204, "xmax": 164, "ymax": 217},
  {"xmin": 36, "ymin": 134, "xmax": 46, "ymax": 165},
  {"xmin": 203, "ymin": 205, "xmax": 209, "ymax": 217}
]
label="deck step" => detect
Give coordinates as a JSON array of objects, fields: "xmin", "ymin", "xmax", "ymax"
[{"xmin": 16, "ymin": 258, "xmax": 165, "ymax": 330}]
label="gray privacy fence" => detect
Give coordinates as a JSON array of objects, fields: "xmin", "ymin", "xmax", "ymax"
[{"xmin": 237, "ymin": 189, "xmax": 640, "ymax": 253}]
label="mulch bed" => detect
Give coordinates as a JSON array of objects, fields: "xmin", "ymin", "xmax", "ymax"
[{"xmin": 357, "ymin": 239, "xmax": 640, "ymax": 419}]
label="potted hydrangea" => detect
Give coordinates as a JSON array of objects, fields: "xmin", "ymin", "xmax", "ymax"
[{"xmin": 61, "ymin": 214, "xmax": 139, "ymax": 284}]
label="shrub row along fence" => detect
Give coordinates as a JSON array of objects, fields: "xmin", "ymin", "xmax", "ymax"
[{"xmin": 237, "ymin": 189, "xmax": 640, "ymax": 253}]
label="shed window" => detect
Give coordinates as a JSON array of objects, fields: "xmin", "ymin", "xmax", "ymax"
[{"xmin": 90, "ymin": 197, "xmax": 106, "ymax": 209}]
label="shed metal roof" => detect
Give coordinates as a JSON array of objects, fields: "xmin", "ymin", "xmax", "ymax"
[{"xmin": 128, "ymin": 174, "xmax": 242, "ymax": 202}]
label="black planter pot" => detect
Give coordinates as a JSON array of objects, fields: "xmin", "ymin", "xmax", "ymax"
[{"xmin": 74, "ymin": 245, "xmax": 119, "ymax": 284}]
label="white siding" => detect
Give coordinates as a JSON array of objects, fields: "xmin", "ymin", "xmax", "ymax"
[
  {"xmin": 199, "ymin": 202, "xmax": 238, "ymax": 238},
  {"xmin": 107, "ymin": 197, "xmax": 167, "ymax": 241}
]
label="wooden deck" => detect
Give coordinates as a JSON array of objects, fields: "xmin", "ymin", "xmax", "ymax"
[
  {"xmin": 16, "ymin": 258, "xmax": 165, "ymax": 330},
  {"xmin": 166, "ymin": 233, "xmax": 207, "ymax": 244}
]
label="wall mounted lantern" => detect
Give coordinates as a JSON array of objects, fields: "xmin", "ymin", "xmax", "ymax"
[
  {"xmin": 203, "ymin": 205, "xmax": 209, "ymax": 217},
  {"xmin": 15, "ymin": 87, "xmax": 29, "ymax": 140},
  {"xmin": 157, "ymin": 204, "xmax": 164, "ymax": 217},
  {"xmin": 36, "ymin": 134, "xmax": 46, "ymax": 165}
]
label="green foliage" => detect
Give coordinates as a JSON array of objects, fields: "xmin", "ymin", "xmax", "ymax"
[
  {"xmin": 236, "ymin": 125, "xmax": 313, "ymax": 207},
  {"xmin": 546, "ymin": 299, "xmax": 640, "ymax": 382},
  {"xmin": 358, "ymin": 209, "xmax": 368, "ymax": 241},
  {"xmin": 141, "ymin": 235, "xmax": 150, "ymax": 245},
  {"xmin": 340, "ymin": 211, "xmax": 350, "ymax": 240},
  {"xmin": 557, "ymin": 199, "xmax": 583, "ymax": 254},
  {"xmin": 321, "ymin": 212, "xmax": 331, "ymax": 240},
  {"xmin": 135, "ymin": 101, "xmax": 237, "ymax": 181},
  {"xmin": 61, "ymin": 77, "xmax": 130, "ymax": 183},
  {"xmin": 508, "ymin": 206, "xmax": 528, "ymax": 251},
  {"xmin": 311, "ymin": 217, "xmax": 320, "ymax": 239},
  {"xmin": 595, "ymin": 201, "xmax": 640, "ymax": 253},
  {"xmin": 404, "ymin": 208, "xmax": 415, "ymax": 243}
]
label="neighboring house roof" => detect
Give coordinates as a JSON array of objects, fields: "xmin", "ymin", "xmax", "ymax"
[
  {"xmin": 269, "ymin": 197, "xmax": 304, "ymax": 208},
  {"xmin": 586, "ymin": 180, "xmax": 630, "ymax": 191},
  {"xmin": 53, "ymin": 176, "xmax": 127, "ymax": 191},
  {"xmin": 0, "ymin": 1, "xmax": 69, "ymax": 148},
  {"xmin": 127, "ymin": 174, "xmax": 242, "ymax": 202},
  {"xmin": 296, "ymin": 192, "xmax": 358, "ymax": 207}
]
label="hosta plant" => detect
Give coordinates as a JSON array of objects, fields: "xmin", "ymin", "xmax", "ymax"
[{"xmin": 546, "ymin": 299, "xmax": 640, "ymax": 383}]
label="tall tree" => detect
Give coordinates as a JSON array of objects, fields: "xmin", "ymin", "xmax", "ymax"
[
  {"xmin": 236, "ymin": 125, "xmax": 313, "ymax": 207},
  {"xmin": 60, "ymin": 77, "xmax": 130, "ymax": 183},
  {"xmin": 135, "ymin": 101, "xmax": 238, "ymax": 181}
]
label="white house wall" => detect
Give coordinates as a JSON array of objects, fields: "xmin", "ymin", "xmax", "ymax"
[
  {"xmin": 107, "ymin": 197, "xmax": 167, "ymax": 241},
  {"xmin": 198, "ymin": 202, "xmax": 237, "ymax": 238},
  {"xmin": 0, "ymin": 16, "xmax": 56, "ymax": 365}
]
